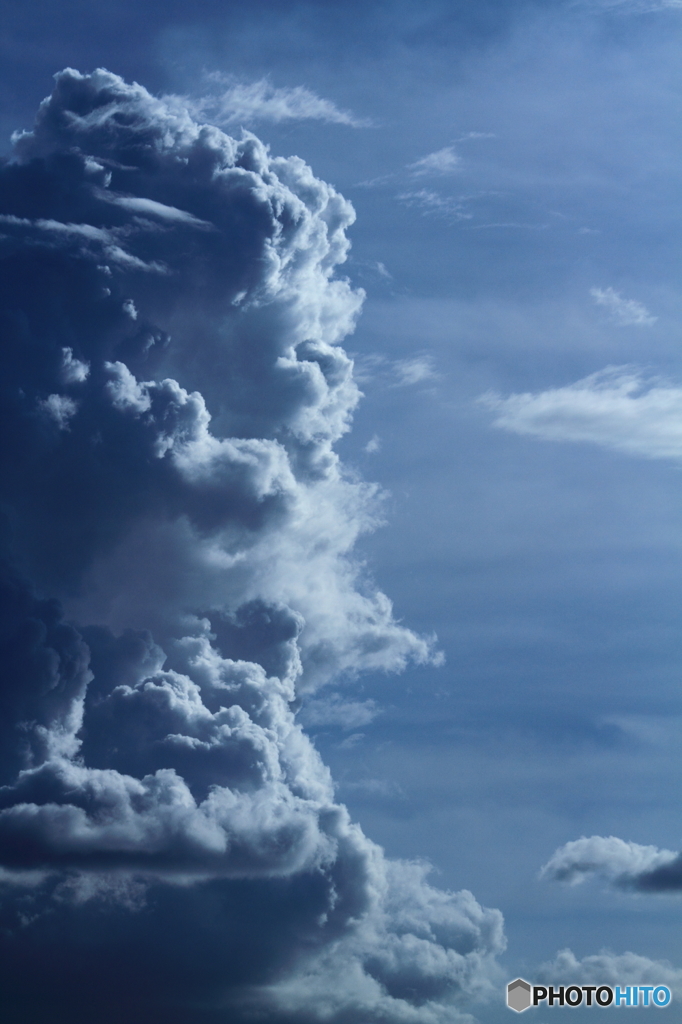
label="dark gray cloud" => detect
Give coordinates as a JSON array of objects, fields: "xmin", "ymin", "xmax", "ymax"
[{"xmin": 0, "ymin": 69, "xmax": 501, "ymax": 1021}]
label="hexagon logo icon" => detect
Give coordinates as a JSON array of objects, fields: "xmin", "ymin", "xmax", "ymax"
[{"xmin": 507, "ymin": 978, "xmax": 532, "ymax": 1012}]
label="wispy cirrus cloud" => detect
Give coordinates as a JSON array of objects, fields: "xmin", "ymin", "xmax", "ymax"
[
  {"xmin": 355, "ymin": 353, "xmax": 440, "ymax": 389},
  {"xmin": 571, "ymin": 0, "xmax": 682, "ymax": 12},
  {"xmin": 298, "ymin": 694, "xmax": 380, "ymax": 730},
  {"xmin": 407, "ymin": 145, "xmax": 461, "ymax": 176},
  {"xmin": 393, "ymin": 355, "xmax": 440, "ymax": 386},
  {"xmin": 187, "ymin": 75, "xmax": 371, "ymax": 127},
  {"xmin": 591, "ymin": 286, "xmax": 657, "ymax": 326},
  {"xmin": 481, "ymin": 366, "xmax": 682, "ymax": 461},
  {"xmin": 396, "ymin": 188, "xmax": 472, "ymax": 221}
]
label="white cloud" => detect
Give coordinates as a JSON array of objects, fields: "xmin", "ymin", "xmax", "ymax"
[
  {"xmin": 355, "ymin": 353, "xmax": 440, "ymax": 390},
  {"xmin": 393, "ymin": 355, "xmax": 440, "ymax": 387},
  {"xmin": 189, "ymin": 76, "xmax": 370, "ymax": 127},
  {"xmin": 105, "ymin": 194, "xmax": 214, "ymax": 227},
  {"xmin": 468, "ymin": 221, "xmax": 548, "ymax": 231},
  {"xmin": 591, "ymin": 286, "xmax": 657, "ymax": 325},
  {"xmin": 60, "ymin": 347, "xmax": 90, "ymax": 384},
  {"xmin": 481, "ymin": 366, "xmax": 682, "ymax": 461},
  {"xmin": 540, "ymin": 835, "xmax": 679, "ymax": 888},
  {"xmin": 408, "ymin": 146, "xmax": 461, "ymax": 176},
  {"xmin": 537, "ymin": 948, "xmax": 682, "ymax": 995},
  {"xmin": 39, "ymin": 394, "xmax": 78, "ymax": 429},
  {"xmin": 298, "ymin": 694, "xmax": 380, "ymax": 730},
  {"xmin": 397, "ymin": 189, "xmax": 471, "ymax": 221},
  {"xmin": 572, "ymin": 0, "xmax": 682, "ymax": 11}
]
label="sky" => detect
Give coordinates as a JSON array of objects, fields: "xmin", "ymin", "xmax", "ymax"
[{"xmin": 0, "ymin": 1, "xmax": 680, "ymax": 1021}]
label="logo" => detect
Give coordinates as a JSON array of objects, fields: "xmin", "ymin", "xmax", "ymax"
[
  {"xmin": 506, "ymin": 978, "xmax": 672, "ymax": 1012},
  {"xmin": 507, "ymin": 979, "xmax": 532, "ymax": 1012}
]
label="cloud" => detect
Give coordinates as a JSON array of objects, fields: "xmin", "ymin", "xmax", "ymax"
[
  {"xmin": 188, "ymin": 76, "xmax": 371, "ymax": 127},
  {"xmin": 571, "ymin": 0, "xmax": 682, "ymax": 12},
  {"xmin": 590, "ymin": 287, "xmax": 657, "ymax": 325},
  {"xmin": 408, "ymin": 147, "xmax": 461, "ymax": 176},
  {"xmin": 298, "ymin": 694, "xmax": 380, "ymax": 730},
  {"xmin": 536, "ymin": 948, "xmax": 682, "ymax": 994},
  {"xmin": 354, "ymin": 353, "xmax": 440, "ymax": 391},
  {"xmin": 254, "ymin": 861, "xmax": 506, "ymax": 1023},
  {"xmin": 397, "ymin": 189, "xmax": 472, "ymax": 221},
  {"xmin": 392, "ymin": 356, "xmax": 440, "ymax": 387},
  {"xmin": 541, "ymin": 835, "xmax": 682, "ymax": 892},
  {"xmin": 481, "ymin": 366, "xmax": 682, "ymax": 461},
  {"xmin": 0, "ymin": 68, "xmax": 498, "ymax": 1022}
]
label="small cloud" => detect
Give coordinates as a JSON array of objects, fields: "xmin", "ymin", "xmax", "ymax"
[
  {"xmin": 481, "ymin": 366, "xmax": 682, "ymax": 462},
  {"xmin": 392, "ymin": 355, "xmax": 439, "ymax": 387},
  {"xmin": 468, "ymin": 221, "xmax": 549, "ymax": 230},
  {"xmin": 456, "ymin": 131, "xmax": 496, "ymax": 141},
  {"xmin": 364, "ymin": 435, "xmax": 381, "ymax": 454},
  {"xmin": 60, "ymin": 347, "xmax": 90, "ymax": 384},
  {"xmin": 39, "ymin": 394, "xmax": 78, "ymax": 430},
  {"xmin": 397, "ymin": 189, "xmax": 471, "ymax": 221},
  {"xmin": 338, "ymin": 732, "xmax": 365, "ymax": 749},
  {"xmin": 122, "ymin": 299, "xmax": 138, "ymax": 320},
  {"xmin": 354, "ymin": 353, "xmax": 439, "ymax": 390},
  {"xmin": 298, "ymin": 695, "xmax": 379, "ymax": 730},
  {"xmin": 346, "ymin": 259, "xmax": 393, "ymax": 285},
  {"xmin": 571, "ymin": 0, "xmax": 682, "ymax": 11},
  {"xmin": 189, "ymin": 76, "xmax": 370, "ymax": 127},
  {"xmin": 540, "ymin": 835, "xmax": 679, "ymax": 890},
  {"xmin": 591, "ymin": 286, "xmax": 657, "ymax": 326},
  {"xmin": 408, "ymin": 146, "xmax": 461, "ymax": 176},
  {"xmin": 106, "ymin": 195, "xmax": 214, "ymax": 228},
  {"xmin": 352, "ymin": 172, "xmax": 396, "ymax": 189}
]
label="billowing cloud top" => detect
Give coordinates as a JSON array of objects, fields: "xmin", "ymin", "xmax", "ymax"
[{"xmin": 0, "ymin": 69, "xmax": 501, "ymax": 1023}]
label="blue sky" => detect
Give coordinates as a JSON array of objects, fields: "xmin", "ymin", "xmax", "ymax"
[{"xmin": 0, "ymin": 1, "xmax": 680, "ymax": 1021}]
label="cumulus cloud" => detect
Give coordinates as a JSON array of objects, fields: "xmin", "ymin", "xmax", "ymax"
[
  {"xmin": 537, "ymin": 948, "xmax": 682, "ymax": 994},
  {"xmin": 188, "ymin": 75, "xmax": 370, "ymax": 127},
  {"xmin": 481, "ymin": 366, "xmax": 682, "ymax": 461},
  {"xmin": 590, "ymin": 286, "xmax": 657, "ymax": 325},
  {"xmin": 251, "ymin": 861, "xmax": 505, "ymax": 1023},
  {"xmin": 0, "ymin": 68, "xmax": 497, "ymax": 1023},
  {"xmin": 541, "ymin": 835, "xmax": 682, "ymax": 892}
]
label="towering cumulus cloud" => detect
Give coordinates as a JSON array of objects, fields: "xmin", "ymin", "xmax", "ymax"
[{"xmin": 0, "ymin": 70, "xmax": 503, "ymax": 1023}]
